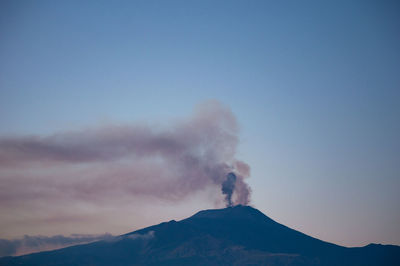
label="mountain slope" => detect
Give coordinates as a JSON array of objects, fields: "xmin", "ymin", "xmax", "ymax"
[{"xmin": 1, "ymin": 205, "xmax": 399, "ymax": 266}]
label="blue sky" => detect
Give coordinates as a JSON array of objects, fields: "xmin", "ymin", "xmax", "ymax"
[{"xmin": 0, "ymin": 0, "xmax": 399, "ymax": 247}]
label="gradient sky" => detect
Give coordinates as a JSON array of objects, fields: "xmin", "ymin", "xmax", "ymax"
[{"xmin": 0, "ymin": 0, "xmax": 399, "ymax": 248}]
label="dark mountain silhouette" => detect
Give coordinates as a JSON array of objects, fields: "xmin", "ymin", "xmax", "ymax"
[{"xmin": 1, "ymin": 205, "xmax": 399, "ymax": 265}]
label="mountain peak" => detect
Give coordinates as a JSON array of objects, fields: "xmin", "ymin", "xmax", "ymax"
[
  {"xmin": 190, "ymin": 205, "xmax": 263, "ymax": 219},
  {"xmin": 187, "ymin": 205, "xmax": 278, "ymax": 226}
]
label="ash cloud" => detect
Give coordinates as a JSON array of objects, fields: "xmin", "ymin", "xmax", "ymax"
[
  {"xmin": 0, "ymin": 101, "xmax": 251, "ymax": 216},
  {"xmin": 222, "ymin": 173, "xmax": 237, "ymax": 207},
  {"xmin": 0, "ymin": 234, "xmax": 113, "ymax": 257}
]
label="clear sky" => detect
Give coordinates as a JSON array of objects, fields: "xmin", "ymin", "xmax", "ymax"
[{"xmin": 0, "ymin": 0, "xmax": 399, "ymax": 248}]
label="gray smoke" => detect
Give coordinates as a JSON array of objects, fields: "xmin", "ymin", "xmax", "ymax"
[
  {"xmin": 221, "ymin": 173, "xmax": 237, "ymax": 207},
  {"xmin": 0, "ymin": 101, "xmax": 251, "ymax": 211}
]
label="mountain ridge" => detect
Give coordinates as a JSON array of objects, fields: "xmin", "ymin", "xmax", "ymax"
[{"xmin": 1, "ymin": 205, "xmax": 399, "ymax": 266}]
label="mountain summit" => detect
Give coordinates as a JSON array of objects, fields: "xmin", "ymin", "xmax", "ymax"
[{"xmin": 1, "ymin": 205, "xmax": 399, "ymax": 266}]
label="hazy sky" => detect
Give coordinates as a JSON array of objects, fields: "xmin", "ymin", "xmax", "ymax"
[{"xmin": 0, "ymin": 0, "xmax": 399, "ymax": 248}]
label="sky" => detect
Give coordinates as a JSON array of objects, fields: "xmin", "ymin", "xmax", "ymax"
[{"xmin": 0, "ymin": 0, "xmax": 399, "ymax": 252}]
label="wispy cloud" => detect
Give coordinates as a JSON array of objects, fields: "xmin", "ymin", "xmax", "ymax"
[{"xmin": 0, "ymin": 234, "xmax": 113, "ymax": 257}]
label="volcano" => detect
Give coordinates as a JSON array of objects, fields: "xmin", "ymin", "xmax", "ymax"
[{"xmin": 1, "ymin": 205, "xmax": 399, "ymax": 265}]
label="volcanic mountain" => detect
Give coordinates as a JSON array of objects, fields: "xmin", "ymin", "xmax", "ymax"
[{"xmin": 1, "ymin": 205, "xmax": 399, "ymax": 265}]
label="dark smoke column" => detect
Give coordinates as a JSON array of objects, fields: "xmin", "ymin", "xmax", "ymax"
[{"xmin": 221, "ymin": 172, "xmax": 237, "ymax": 207}]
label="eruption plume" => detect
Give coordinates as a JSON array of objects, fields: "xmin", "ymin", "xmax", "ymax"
[
  {"xmin": 0, "ymin": 101, "xmax": 252, "ymax": 231},
  {"xmin": 221, "ymin": 172, "xmax": 237, "ymax": 207}
]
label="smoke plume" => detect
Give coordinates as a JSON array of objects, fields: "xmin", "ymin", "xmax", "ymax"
[
  {"xmin": 221, "ymin": 173, "xmax": 237, "ymax": 207},
  {"xmin": 0, "ymin": 101, "xmax": 251, "ymax": 235}
]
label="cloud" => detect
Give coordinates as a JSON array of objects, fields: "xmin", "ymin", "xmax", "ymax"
[
  {"xmin": 0, "ymin": 234, "xmax": 113, "ymax": 257},
  {"xmin": 124, "ymin": 231, "xmax": 155, "ymax": 241}
]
